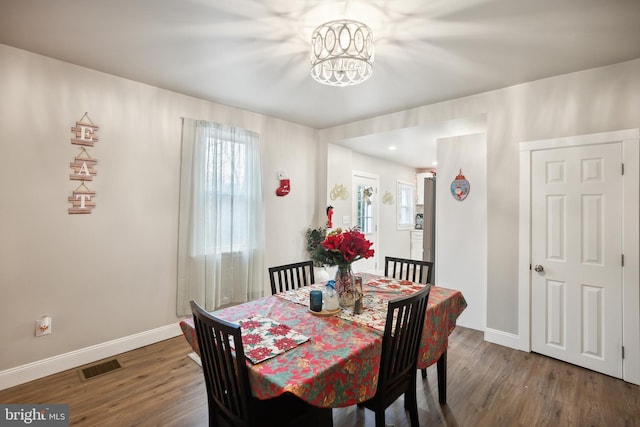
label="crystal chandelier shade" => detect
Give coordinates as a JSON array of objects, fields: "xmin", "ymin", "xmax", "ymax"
[{"xmin": 310, "ymin": 19, "xmax": 374, "ymax": 87}]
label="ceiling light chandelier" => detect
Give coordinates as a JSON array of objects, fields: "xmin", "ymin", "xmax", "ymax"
[{"xmin": 310, "ymin": 19, "xmax": 374, "ymax": 87}]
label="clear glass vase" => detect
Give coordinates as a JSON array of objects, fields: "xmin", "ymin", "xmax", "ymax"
[{"xmin": 335, "ymin": 265, "xmax": 355, "ymax": 307}]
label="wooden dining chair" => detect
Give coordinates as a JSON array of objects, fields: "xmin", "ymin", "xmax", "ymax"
[
  {"xmin": 268, "ymin": 260, "xmax": 315, "ymax": 295},
  {"xmin": 190, "ymin": 301, "xmax": 317, "ymax": 427},
  {"xmin": 358, "ymin": 286, "xmax": 431, "ymax": 427},
  {"xmin": 384, "ymin": 256, "xmax": 434, "ymax": 379},
  {"xmin": 384, "ymin": 256, "xmax": 433, "ymax": 285}
]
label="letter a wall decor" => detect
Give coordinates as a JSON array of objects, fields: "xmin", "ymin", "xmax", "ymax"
[{"xmin": 68, "ymin": 112, "xmax": 98, "ymax": 214}]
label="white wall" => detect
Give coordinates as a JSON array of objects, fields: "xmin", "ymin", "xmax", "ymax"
[
  {"xmin": 326, "ymin": 144, "xmax": 418, "ymax": 274},
  {"xmin": 352, "ymin": 151, "xmax": 417, "ymax": 272},
  {"xmin": 0, "ymin": 44, "xmax": 320, "ymax": 376},
  {"xmin": 320, "ymin": 58, "xmax": 640, "ymax": 337},
  {"xmin": 326, "ymin": 144, "xmax": 353, "ymax": 232},
  {"xmin": 436, "ymin": 134, "xmax": 487, "ymax": 330}
]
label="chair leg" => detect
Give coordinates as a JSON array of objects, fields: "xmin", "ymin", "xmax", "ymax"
[
  {"xmin": 309, "ymin": 406, "xmax": 333, "ymax": 427},
  {"xmin": 407, "ymin": 394, "xmax": 419, "ymax": 427},
  {"xmin": 405, "ymin": 377, "xmax": 419, "ymax": 426},
  {"xmin": 374, "ymin": 409, "xmax": 386, "ymax": 427},
  {"xmin": 421, "ymin": 368, "xmax": 427, "ymax": 378},
  {"xmin": 437, "ymin": 350, "xmax": 447, "ymax": 404}
]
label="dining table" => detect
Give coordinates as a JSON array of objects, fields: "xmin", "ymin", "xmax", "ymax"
[{"xmin": 179, "ymin": 273, "xmax": 467, "ymax": 425}]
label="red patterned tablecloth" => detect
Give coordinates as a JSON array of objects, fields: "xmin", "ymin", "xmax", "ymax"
[
  {"xmin": 179, "ymin": 274, "xmax": 467, "ymax": 408},
  {"xmin": 356, "ymin": 273, "xmax": 468, "ymax": 370}
]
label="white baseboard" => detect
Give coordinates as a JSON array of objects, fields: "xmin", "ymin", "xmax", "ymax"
[
  {"xmin": 0, "ymin": 323, "xmax": 183, "ymax": 391},
  {"xmin": 484, "ymin": 327, "xmax": 521, "ymax": 350}
]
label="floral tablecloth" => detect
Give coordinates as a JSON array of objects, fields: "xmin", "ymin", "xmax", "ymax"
[
  {"xmin": 179, "ymin": 274, "xmax": 467, "ymax": 408},
  {"xmin": 275, "ymin": 282, "xmax": 394, "ymax": 332},
  {"xmin": 356, "ymin": 273, "xmax": 467, "ymax": 370}
]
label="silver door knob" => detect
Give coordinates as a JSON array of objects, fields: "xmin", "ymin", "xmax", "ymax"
[{"xmin": 534, "ymin": 264, "xmax": 544, "ymax": 272}]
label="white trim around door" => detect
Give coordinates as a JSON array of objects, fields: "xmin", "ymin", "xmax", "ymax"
[{"xmin": 518, "ymin": 128, "xmax": 640, "ymax": 385}]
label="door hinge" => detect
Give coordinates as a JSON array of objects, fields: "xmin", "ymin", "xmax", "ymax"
[
  {"xmin": 622, "ymin": 163, "xmax": 625, "ymax": 175},
  {"xmin": 622, "ymin": 346, "xmax": 625, "ymax": 359},
  {"xmin": 622, "ymin": 254, "xmax": 625, "ymax": 267},
  {"xmin": 529, "ymin": 263, "xmax": 532, "ymax": 270}
]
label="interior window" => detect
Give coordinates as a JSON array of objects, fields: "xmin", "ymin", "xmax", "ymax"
[{"xmin": 397, "ymin": 181, "xmax": 415, "ymax": 230}]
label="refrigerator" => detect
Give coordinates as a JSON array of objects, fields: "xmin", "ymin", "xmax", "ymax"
[{"xmin": 422, "ymin": 177, "xmax": 436, "ymax": 273}]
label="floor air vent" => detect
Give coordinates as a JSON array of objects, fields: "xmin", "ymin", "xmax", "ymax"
[{"xmin": 79, "ymin": 359, "xmax": 122, "ymax": 380}]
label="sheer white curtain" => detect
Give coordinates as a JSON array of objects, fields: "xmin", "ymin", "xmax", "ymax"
[{"xmin": 177, "ymin": 118, "xmax": 265, "ymax": 315}]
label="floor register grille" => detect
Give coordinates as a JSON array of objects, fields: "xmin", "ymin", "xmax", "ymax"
[{"xmin": 78, "ymin": 359, "xmax": 122, "ymax": 380}]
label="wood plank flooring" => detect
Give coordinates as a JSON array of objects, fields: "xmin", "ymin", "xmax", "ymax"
[{"xmin": 1, "ymin": 326, "xmax": 638, "ymax": 426}]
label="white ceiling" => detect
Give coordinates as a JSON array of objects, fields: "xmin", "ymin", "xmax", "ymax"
[
  {"xmin": 338, "ymin": 115, "xmax": 488, "ymax": 169},
  {"xmin": 2, "ymin": 0, "xmax": 640, "ymax": 167}
]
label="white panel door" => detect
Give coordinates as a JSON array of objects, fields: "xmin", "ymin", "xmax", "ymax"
[{"xmin": 531, "ymin": 143, "xmax": 623, "ymax": 377}]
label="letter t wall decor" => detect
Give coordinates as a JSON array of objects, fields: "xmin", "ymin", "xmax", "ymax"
[{"xmin": 68, "ymin": 112, "xmax": 98, "ymax": 214}]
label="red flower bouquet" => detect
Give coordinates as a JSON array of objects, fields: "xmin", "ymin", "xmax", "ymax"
[
  {"xmin": 320, "ymin": 227, "xmax": 375, "ymax": 267},
  {"xmin": 312, "ymin": 227, "xmax": 374, "ymax": 308}
]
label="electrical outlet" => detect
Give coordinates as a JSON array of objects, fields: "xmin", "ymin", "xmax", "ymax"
[{"xmin": 35, "ymin": 316, "xmax": 52, "ymax": 337}]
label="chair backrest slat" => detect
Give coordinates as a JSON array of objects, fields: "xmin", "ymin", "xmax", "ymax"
[
  {"xmin": 378, "ymin": 286, "xmax": 431, "ymax": 394},
  {"xmin": 384, "ymin": 256, "xmax": 433, "ymax": 285},
  {"xmin": 268, "ymin": 261, "xmax": 315, "ymax": 294}
]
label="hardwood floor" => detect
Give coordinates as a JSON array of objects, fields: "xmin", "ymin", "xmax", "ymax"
[{"xmin": 1, "ymin": 327, "xmax": 638, "ymax": 426}]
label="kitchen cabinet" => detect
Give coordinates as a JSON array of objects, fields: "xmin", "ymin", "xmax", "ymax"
[{"xmin": 410, "ymin": 230, "xmax": 423, "ymax": 260}]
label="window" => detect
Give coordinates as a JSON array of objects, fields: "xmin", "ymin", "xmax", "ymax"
[
  {"xmin": 202, "ymin": 133, "xmax": 250, "ymax": 253},
  {"xmin": 177, "ymin": 119, "xmax": 265, "ymax": 314},
  {"xmin": 397, "ymin": 181, "xmax": 415, "ymax": 230}
]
